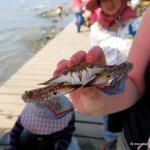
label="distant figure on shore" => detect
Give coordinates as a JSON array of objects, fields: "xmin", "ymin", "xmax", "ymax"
[
  {"xmin": 9, "ymin": 96, "xmax": 77, "ymax": 150},
  {"xmin": 72, "ymin": 0, "xmax": 84, "ymax": 32},
  {"xmin": 56, "ymin": 6, "xmax": 63, "ymax": 17}
]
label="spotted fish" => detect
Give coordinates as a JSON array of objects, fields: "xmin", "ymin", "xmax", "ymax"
[{"xmin": 22, "ymin": 61, "xmax": 133, "ymax": 104}]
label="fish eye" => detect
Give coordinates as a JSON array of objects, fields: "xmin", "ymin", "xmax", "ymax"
[
  {"xmin": 53, "ymin": 91, "xmax": 57, "ymax": 95},
  {"xmin": 27, "ymin": 92, "xmax": 33, "ymax": 98},
  {"xmin": 107, "ymin": 74, "xmax": 111, "ymax": 78}
]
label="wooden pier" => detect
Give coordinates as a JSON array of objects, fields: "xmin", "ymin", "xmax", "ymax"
[{"xmin": 0, "ymin": 22, "xmax": 104, "ymax": 150}]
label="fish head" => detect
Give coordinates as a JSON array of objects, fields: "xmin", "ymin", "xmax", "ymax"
[{"xmin": 22, "ymin": 90, "xmax": 37, "ymax": 103}]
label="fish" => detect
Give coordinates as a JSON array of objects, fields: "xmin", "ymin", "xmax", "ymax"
[
  {"xmin": 22, "ymin": 84, "xmax": 80, "ymax": 104},
  {"xmin": 22, "ymin": 61, "xmax": 133, "ymax": 104}
]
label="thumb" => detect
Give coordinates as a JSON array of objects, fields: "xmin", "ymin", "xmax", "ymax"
[{"xmin": 86, "ymin": 46, "xmax": 106, "ymax": 65}]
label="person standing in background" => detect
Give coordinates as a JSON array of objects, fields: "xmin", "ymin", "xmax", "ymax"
[
  {"xmin": 72, "ymin": 0, "xmax": 84, "ymax": 32},
  {"xmin": 86, "ymin": 0, "xmax": 141, "ymax": 149}
]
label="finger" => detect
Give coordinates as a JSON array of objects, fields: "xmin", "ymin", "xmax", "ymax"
[
  {"xmin": 69, "ymin": 87, "xmax": 103, "ymax": 115},
  {"xmin": 53, "ymin": 59, "xmax": 68, "ymax": 76},
  {"xmin": 69, "ymin": 89, "xmax": 89, "ymax": 114},
  {"xmin": 86, "ymin": 46, "xmax": 106, "ymax": 65},
  {"xmin": 67, "ymin": 50, "xmax": 86, "ymax": 67},
  {"xmin": 56, "ymin": 59, "xmax": 67, "ymax": 68}
]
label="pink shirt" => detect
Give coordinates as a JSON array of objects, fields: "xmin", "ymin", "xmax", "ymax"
[
  {"xmin": 72, "ymin": 0, "xmax": 83, "ymax": 12},
  {"xmin": 90, "ymin": 8, "xmax": 101, "ymax": 24}
]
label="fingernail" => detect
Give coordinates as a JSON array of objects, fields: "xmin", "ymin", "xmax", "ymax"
[
  {"xmin": 86, "ymin": 55, "xmax": 93, "ymax": 64},
  {"xmin": 68, "ymin": 58, "xmax": 76, "ymax": 67},
  {"xmin": 53, "ymin": 70, "xmax": 59, "ymax": 76}
]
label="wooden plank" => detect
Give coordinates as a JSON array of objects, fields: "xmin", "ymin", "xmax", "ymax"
[
  {"xmin": 1, "ymin": 76, "xmax": 47, "ymax": 85},
  {"xmin": 0, "ymin": 95, "xmax": 24, "ymax": 105},
  {"xmin": 76, "ymin": 136, "xmax": 103, "ymax": 150},
  {"xmin": 3, "ymin": 80, "xmax": 44, "ymax": 87},
  {"xmin": 75, "ymin": 112, "xmax": 103, "ymax": 124},
  {"xmin": 17, "ymin": 69, "xmax": 53, "ymax": 76},
  {"xmin": 0, "ymin": 95, "xmax": 25, "ymax": 117},
  {"xmin": 8, "ymin": 74, "xmax": 50, "ymax": 81},
  {"xmin": 0, "ymin": 103, "xmax": 24, "ymax": 116},
  {"xmin": 0, "ymin": 86, "xmax": 32, "ymax": 95},
  {"xmin": 0, "ymin": 115, "xmax": 18, "ymax": 128},
  {"xmin": 75, "ymin": 122, "xmax": 103, "ymax": 139}
]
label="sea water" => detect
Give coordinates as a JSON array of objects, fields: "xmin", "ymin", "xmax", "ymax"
[{"xmin": 0, "ymin": 0, "xmax": 73, "ymax": 85}]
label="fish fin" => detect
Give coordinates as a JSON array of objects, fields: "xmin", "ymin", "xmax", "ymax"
[
  {"xmin": 82, "ymin": 79, "xmax": 96, "ymax": 87},
  {"xmin": 38, "ymin": 77, "xmax": 56, "ymax": 85},
  {"xmin": 82, "ymin": 72, "xmax": 106, "ymax": 87},
  {"xmin": 38, "ymin": 81, "xmax": 50, "ymax": 85}
]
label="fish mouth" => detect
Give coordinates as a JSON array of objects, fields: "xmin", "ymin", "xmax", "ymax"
[
  {"xmin": 22, "ymin": 92, "xmax": 31, "ymax": 103},
  {"xmin": 21, "ymin": 91, "xmax": 55, "ymax": 104}
]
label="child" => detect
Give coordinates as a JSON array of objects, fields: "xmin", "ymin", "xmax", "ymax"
[
  {"xmin": 10, "ymin": 95, "xmax": 75, "ymax": 150},
  {"xmin": 53, "ymin": 7, "xmax": 150, "ymax": 150},
  {"xmin": 86, "ymin": 0, "xmax": 141, "ymax": 149}
]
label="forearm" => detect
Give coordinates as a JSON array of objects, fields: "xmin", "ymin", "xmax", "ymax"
[{"xmin": 70, "ymin": 76, "xmax": 141, "ymax": 116}]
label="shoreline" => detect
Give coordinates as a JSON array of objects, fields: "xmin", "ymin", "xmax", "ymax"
[
  {"xmin": 0, "ymin": 21, "xmax": 72, "ymax": 86},
  {"xmin": 0, "ymin": 26, "xmax": 66, "ymax": 86},
  {"xmin": 0, "ymin": 8, "xmax": 73, "ymax": 86}
]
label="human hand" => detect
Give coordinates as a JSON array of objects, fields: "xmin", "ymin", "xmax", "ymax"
[
  {"xmin": 54, "ymin": 46, "xmax": 108, "ymax": 115},
  {"xmin": 54, "ymin": 46, "xmax": 106, "ymax": 74}
]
